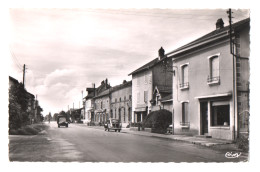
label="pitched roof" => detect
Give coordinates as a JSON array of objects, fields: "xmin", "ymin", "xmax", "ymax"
[
  {"xmin": 168, "ymin": 18, "xmax": 250, "ymax": 56},
  {"xmin": 128, "ymin": 58, "xmax": 159, "ymax": 76},
  {"xmin": 110, "ymin": 80, "xmax": 132, "ymax": 93}
]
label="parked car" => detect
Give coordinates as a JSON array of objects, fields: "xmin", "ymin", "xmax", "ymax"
[
  {"xmin": 167, "ymin": 124, "xmax": 173, "ymax": 134},
  {"xmin": 104, "ymin": 118, "xmax": 122, "ymax": 132},
  {"xmin": 57, "ymin": 115, "xmax": 69, "ymax": 128}
]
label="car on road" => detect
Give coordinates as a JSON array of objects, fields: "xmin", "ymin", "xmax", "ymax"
[
  {"xmin": 57, "ymin": 115, "xmax": 69, "ymax": 128},
  {"xmin": 104, "ymin": 118, "xmax": 122, "ymax": 132}
]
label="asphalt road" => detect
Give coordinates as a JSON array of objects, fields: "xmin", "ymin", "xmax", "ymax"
[{"xmin": 9, "ymin": 122, "xmax": 246, "ymax": 162}]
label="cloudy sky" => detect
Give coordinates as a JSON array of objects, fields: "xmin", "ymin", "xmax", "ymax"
[{"xmin": 8, "ymin": 8, "xmax": 249, "ymax": 115}]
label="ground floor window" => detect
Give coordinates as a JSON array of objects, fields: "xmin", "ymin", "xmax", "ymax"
[{"xmin": 211, "ymin": 101, "xmax": 230, "ymax": 126}]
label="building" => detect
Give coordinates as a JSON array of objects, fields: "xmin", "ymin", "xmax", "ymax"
[
  {"xmin": 110, "ymin": 80, "xmax": 132, "ymax": 127},
  {"xmin": 93, "ymin": 79, "xmax": 111, "ymax": 125},
  {"xmin": 83, "ymin": 86, "xmax": 95, "ymax": 124},
  {"xmin": 169, "ymin": 18, "xmax": 250, "ymax": 140},
  {"xmin": 129, "ymin": 47, "xmax": 173, "ymax": 124}
]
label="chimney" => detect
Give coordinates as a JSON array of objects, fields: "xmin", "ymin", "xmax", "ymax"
[
  {"xmin": 216, "ymin": 18, "xmax": 224, "ymax": 30},
  {"xmin": 93, "ymin": 83, "xmax": 96, "ymax": 96},
  {"xmin": 158, "ymin": 47, "xmax": 165, "ymax": 60},
  {"xmin": 105, "ymin": 78, "xmax": 108, "ymax": 89}
]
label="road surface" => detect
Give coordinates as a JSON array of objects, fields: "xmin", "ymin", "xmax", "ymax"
[{"xmin": 9, "ymin": 122, "xmax": 246, "ymax": 162}]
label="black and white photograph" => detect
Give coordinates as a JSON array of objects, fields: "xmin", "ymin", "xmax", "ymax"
[{"xmin": 3, "ymin": 0, "xmax": 259, "ymax": 171}]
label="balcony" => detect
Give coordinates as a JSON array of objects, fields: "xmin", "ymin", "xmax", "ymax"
[
  {"xmin": 207, "ymin": 76, "xmax": 220, "ymax": 85},
  {"xmin": 179, "ymin": 82, "xmax": 189, "ymax": 90}
]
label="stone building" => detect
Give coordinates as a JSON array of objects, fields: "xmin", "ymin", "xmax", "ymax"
[{"xmin": 110, "ymin": 80, "xmax": 132, "ymax": 127}]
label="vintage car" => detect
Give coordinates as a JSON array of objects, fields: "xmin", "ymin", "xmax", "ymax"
[
  {"xmin": 104, "ymin": 118, "xmax": 122, "ymax": 132},
  {"xmin": 57, "ymin": 115, "xmax": 69, "ymax": 128}
]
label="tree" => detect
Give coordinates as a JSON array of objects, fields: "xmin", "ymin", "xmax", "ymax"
[
  {"xmin": 9, "ymin": 82, "xmax": 29, "ymax": 130},
  {"xmin": 53, "ymin": 113, "xmax": 59, "ymax": 121}
]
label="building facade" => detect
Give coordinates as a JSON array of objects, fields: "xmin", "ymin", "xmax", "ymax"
[
  {"xmin": 129, "ymin": 47, "xmax": 173, "ymax": 123},
  {"xmin": 169, "ymin": 18, "xmax": 250, "ymax": 140},
  {"xmin": 83, "ymin": 87, "xmax": 95, "ymax": 124},
  {"xmin": 93, "ymin": 79, "xmax": 111, "ymax": 125},
  {"xmin": 110, "ymin": 80, "xmax": 132, "ymax": 127}
]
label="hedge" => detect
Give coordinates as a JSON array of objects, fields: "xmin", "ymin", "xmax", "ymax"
[{"xmin": 143, "ymin": 109, "xmax": 172, "ymax": 134}]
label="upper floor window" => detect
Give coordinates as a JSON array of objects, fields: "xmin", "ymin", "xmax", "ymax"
[
  {"xmin": 180, "ymin": 63, "xmax": 189, "ymax": 89},
  {"xmin": 144, "ymin": 91, "xmax": 148, "ymax": 103},
  {"xmin": 144, "ymin": 74, "xmax": 148, "ymax": 84},
  {"xmin": 137, "ymin": 77, "xmax": 141, "ymax": 86},
  {"xmin": 137, "ymin": 92, "xmax": 140, "ymax": 104},
  {"xmin": 208, "ymin": 54, "xmax": 220, "ymax": 85}
]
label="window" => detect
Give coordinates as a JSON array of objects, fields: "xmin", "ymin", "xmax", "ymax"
[
  {"xmin": 208, "ymin": 54, "xmax": 220, "ymax": 84},
  {"xmin": 181, "ymin": 102, "xmax": 189, "ymax": 124},
  {"xmin": 180, "ymin": 64, "xmax": 189, "ymax": 89},
  {"xmin": 115, "ymin": 98, "xmax": 117, "ymax": 103},
  {"xmin": 129, "ymin": 95, "xmax": 132, "ymax": 100},
  {"xmin": 211, "ymin": 101, "xmax": 230, "ymax": 126},
  {"xmin": 144, "ymin": 74, "xmax": 148, "ymax": 84},
  {"xmin": 137, "ymin": 77, "xmax": 140, "ymax": 86},
  {"xmin": 123, "ymin": 109, "xmax": 126, "ymax": 122},
  {"xmin": 119, "ymin": 97, "xmax": 121, "ymax": 102},
  {"xmin": 144, "ymin": 91, "xmax": 148, "ymax": 103},
  {"xmin": 137, "ymin": 92, "xmax": 140, "ymax": 104}
]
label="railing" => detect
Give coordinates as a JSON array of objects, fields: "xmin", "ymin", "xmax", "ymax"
[
  {"xmin": 179, "ymin": 82, "xmax": 189, "ymax": 89},
  {"xmin": 207, "ymin": 76, "xmax": 220, "ymax": 83}
]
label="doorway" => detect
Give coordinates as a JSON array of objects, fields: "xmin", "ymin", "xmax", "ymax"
[{"xmin": 201, "ymin": 102, "xmax": 208, "ymax": 135}]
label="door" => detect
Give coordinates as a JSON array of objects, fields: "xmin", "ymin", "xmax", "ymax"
[{"xmin": 201, "ymin": 102, "xmax": 208, "ymax": 134}]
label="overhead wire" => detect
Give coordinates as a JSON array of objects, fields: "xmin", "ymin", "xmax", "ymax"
[{"xmin": 83, "ymin": 9, "xmax": 227, "ymax": 21}]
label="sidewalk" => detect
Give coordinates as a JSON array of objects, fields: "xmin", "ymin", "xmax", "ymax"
[{"xmin": 78, "ymin": 124, "xmax": 238, "ymax": 148}]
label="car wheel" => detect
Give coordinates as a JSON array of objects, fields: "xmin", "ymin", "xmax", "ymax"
[
  {"xmin": 115, "ymin": 130, "xmax": 117, "ymax": 132},
  {"xmin": 66, "ymin": 124, "xmax": 68, "ymax": 128},
  {"xmin": 58, "ymin": 125, "xmax": 60, "ymax": 128},
  {"xmin": 118, "ymin": 130, "xmax": 121, "ymax": 132}
]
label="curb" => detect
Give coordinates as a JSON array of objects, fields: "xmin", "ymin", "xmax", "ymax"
[{"xmin": 75, "ymin": 124, "xmax": 236, "ymax": 149}]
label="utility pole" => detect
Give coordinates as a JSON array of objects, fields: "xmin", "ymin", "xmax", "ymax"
[
  {"xmin": 227, "ymin": 8, "xmax": 233, "ymax": 54},
  {"xmin": 227, "ymin": 8, "xmax": 237, "ymax": 140},
  {"xmin": 23, "ymin": 64, "xmax": 26, "ymax": 87}
]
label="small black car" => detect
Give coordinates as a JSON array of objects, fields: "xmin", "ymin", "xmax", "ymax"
[{"xmin": 57, "ymin": 115, "xmax": 69, "ymax": 128}]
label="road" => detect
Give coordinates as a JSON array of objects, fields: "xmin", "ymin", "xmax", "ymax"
[{"xmin": 9, "ymin": 122, "xmax": 246, "ymax": 162}]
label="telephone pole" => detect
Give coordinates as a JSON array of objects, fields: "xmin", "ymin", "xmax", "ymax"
[{"xmin": 227, "ymin": 8, "xmax": 233, "ymax": 54}]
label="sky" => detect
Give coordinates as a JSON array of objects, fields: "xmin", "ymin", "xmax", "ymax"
[{"xmin": 8, "ymin": 8, "xmax": 250, "ymax": 115}]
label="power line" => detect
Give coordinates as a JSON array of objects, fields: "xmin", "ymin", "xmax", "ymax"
[
  {"xmin": 9, "ymin": 49, "xmax": 23, "ymax": 70},
  {"xmin": 83, "ymin": 9, "xmax": 226, "ymax": 21}
]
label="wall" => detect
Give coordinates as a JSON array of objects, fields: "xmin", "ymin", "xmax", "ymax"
[
  {"xmin": 132, "ymin": 70, "xmax": 153, "ymax": 122},
  {"xmin": 172, "ymin": 41, "xmax": 235, "ymax": 139},
  {"xmin": 110, "ymin": 85, "xmax": 132, "ymax": 127}
]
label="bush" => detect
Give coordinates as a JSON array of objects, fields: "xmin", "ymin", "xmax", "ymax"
[
  {"xmin": 236, "ymin": 134, "xmax": 249, "ymax": 152},
  {"xmin": 143, "ymin": 109, "xmax": 172, "ymax": 134}
]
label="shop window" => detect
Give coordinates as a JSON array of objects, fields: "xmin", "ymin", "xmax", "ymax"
[{"xmin": 211, "ymin": 101, "xmax": 230, "ymax": 126}]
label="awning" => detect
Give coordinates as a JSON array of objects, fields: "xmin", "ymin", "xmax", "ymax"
[{"xmin": 194, "ymin": 93, "xmax": 232, "ymax": 99}]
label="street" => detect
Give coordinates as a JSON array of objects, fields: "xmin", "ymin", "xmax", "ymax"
[{"xmin": 9, "ymin": 122, "xmax": 246, "ymax": 162}]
